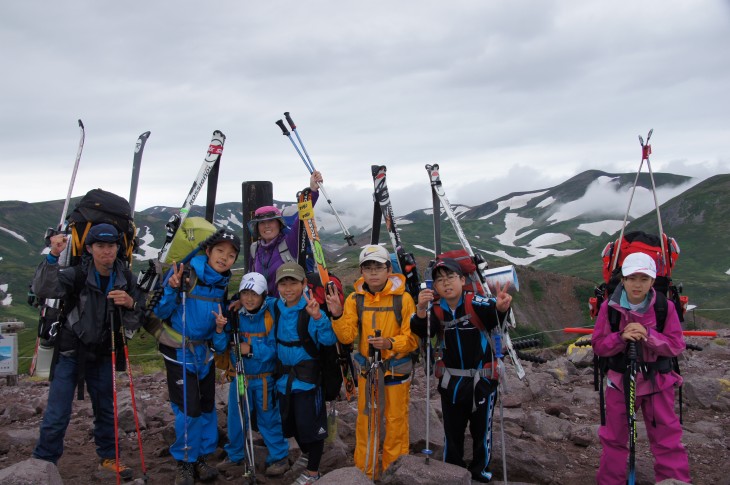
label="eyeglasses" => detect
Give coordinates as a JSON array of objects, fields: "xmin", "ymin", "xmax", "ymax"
[
  {"xmin": 433, "ymin": 274, "xmax": 461, "ymax": 285},
  {"xmin": 361, "ymin": 265, "xmax": 388, "ymax": 274}
]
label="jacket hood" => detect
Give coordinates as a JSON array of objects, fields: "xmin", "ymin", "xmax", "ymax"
[{"xmin": 354, "ymin": 272, "xmax": 407, "ymax": 296}]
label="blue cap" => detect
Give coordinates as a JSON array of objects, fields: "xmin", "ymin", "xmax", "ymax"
[{"xmin": 86, "ymin": 223, "xmax": 120, "ymax": 244}]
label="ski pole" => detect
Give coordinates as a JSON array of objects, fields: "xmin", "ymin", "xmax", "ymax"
[
  {"xmin": 109, "ymin": 304, "xmax": 121, "ymax": 485},
  {"xmin": 275, "ymin": 113, "xmax": 356, "ymax": 246},
  {"xmin": 180, "ymin": 267, "xmax": 191, "ymax": 463},
  {"xmin": 231, "ymin": 312, "xmax": 256, "ymax": 480},
  {"xmin": 626, "ymin": 342, "xmax": 638, "ymax": 485},
  {"xmin": 422, "ymin": 279, "xmax": 433, "ymax": 464},
  {"xmin": 119, "ymin": 309, "xmax": 148, "ymax": 482},
  {"xmin": 492, "ymin": 333, "xmax": 508, "ymax": 484}
]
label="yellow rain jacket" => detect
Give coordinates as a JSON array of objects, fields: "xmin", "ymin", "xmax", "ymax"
[{"xmin": 332, "ymin": 273, "xmax": 418, "ymax": 478}]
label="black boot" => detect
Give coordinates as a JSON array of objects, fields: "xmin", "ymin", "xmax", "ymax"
[
  {"xmin": 195, "ymin": 455, "xmax": 219, "ymax": 482},
  {"xmin": 175, "ymin": 461, "xmax": 194, "ymax": 485}
]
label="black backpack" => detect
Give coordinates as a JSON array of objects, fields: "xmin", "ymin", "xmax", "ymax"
[{"xmin": 273, "ymin": 305, "xmax": 343, "ymax": 402}]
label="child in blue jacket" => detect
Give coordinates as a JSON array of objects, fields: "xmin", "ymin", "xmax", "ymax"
[
  {"xmin": 273, "ymin": 262, "xmax": 337, "ymax": 484},
  {"xmin": 154, "ymin": 230, "xmax": 239, "ymax": 485},
  {"xmin": 222, "ymin": 272, "xmax": 290, "ymax": 477}
]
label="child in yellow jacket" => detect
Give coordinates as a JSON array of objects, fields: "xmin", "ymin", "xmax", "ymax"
[{"xmin": 326, "ymin": 245, "xmax": 418, "ymax": 479}]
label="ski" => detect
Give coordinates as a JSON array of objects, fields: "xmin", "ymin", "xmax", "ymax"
[
  {"xmin": 425, "ymin": 163, "xmax": 526, "ymax": 380},
  {"xmin": 129, "ymin": 131, "xmax": 151, "ymax": 216},
  {"xmin": 297, "ymin": 188, "xmax": 356, "ymax": 402},
  {"xmin": 29, "ymin": 119, "xmax": 85, "ymax": 377},
  {"xmin": 370, "ymin": 165, "xmax": 421, "ymax": 299},
  {"xmin": 138, "ymin": 130, "xmax": 225, "ymax": 294}
]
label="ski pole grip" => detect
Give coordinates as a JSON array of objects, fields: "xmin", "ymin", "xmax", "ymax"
[
  {"xmin": 275, "ymin": 119, "xmax": 290, "ymax": 136},
  {"xmin": 284, "ymin": 111, "xmax": 296, "ymax": 130},
  {"xmin": 627, "ymin": 341, "xmax": 637, "ymax": 360}
]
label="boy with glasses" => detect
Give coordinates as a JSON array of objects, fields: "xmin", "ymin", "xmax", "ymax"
[
  {"xmin": 325, "ymin": 245, "xmax": 418, "ymax": 479},
  {"xmin": 410, "ymin": 258, "xmax": 512, "ymax": 483}
]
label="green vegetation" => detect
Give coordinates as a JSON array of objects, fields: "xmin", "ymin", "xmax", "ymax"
[{"xmin": 529, "ymin": 280, "xmax": 545, "ymax": 302}]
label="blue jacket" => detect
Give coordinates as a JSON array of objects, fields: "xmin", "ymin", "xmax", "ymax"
[
  {"xmin": 230, "ymin": 297, "xmax": 278, "ymax": 376},
  {"xmin": 154, "ymin": 254, "xmax": 229, "ymax": 374},
  {"xmin": 274, "ymin": 296, "xmax": 336, "ymax": 393}
]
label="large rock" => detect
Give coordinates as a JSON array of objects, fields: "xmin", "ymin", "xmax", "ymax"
[
  {"xmin": 683, "ymin": 376, "xmax": 730, "ymax": 412},
  {"xmin": 0, "ymin": 457, "xmax": 63, "ymax": 485},
  {"xmin": 318, "ymin": 466, "xmax": 372, "ymax": 484},
  {"xmin": 522, "ymin": 411, "xmax": 572, "ymax": 441},
  {"xmin": 380, "ymin": 454, "xmax": 471, "ymax": 485},
  {"xmin": 408, "ymin": 396, "xmax": 444, "ymax": 460}
]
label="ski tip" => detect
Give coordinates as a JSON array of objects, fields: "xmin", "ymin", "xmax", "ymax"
[{"xmin": 77, "ymin": 119, "xmax": 84, "ymax": 128}]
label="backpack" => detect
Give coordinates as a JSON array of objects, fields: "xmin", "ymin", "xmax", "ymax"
[
  {"xmin": 354, "ymin": 292, "xmax": 420, "ymax": 368},
  {"xmin": 273, "ymin": 304, "xmax": 343, "ymax": 402},
  {"xmin": 430, "ymin": 291, "xmax": 486, "ymax": 336},
  {"xmin": 594, "ymin": 291, "xmax": 683, "ymax": 424},
  {"xmin": 215, "ymin": 309, "xmax": 274, "ymax": 379},
  {"xmin": 66, "ymin": 189, "xmax": 137, "ymax": 267},
  {"xmin": 164, "ymin": 217, "xmax": 217, "ymax": 265},
  {"xmin": 428, "ymin": 249, "xmax": 483, "ymax": 294},
  {"xmin": 591, "ymin": 230, "xmax": 687, "ymax": 322}
]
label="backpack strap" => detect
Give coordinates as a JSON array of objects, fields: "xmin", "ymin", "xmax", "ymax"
[{"xmin": 273, "ymin": 304, "xmax": 318, "ymax": 358}]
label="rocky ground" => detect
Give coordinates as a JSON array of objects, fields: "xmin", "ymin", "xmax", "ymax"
[{"xmin": 0, "ymin": 330, "xmax": 728, "ymax": 485}]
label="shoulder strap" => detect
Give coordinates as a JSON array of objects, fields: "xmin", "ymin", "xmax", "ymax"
[
  {"xmin": 654, "ymin": 291, "xmax": 668, "ymax": 333},
  {"xmin": 296, "ymin": 308, "xmax": 319, "ymax": 358},
  {"xmin": 278, "ymin": 239, "xmax": 295, "ymax": 263},
  {"xmin": 463, "ymin": 293, "xmax": 486, "ymax": 331},
  {"xmin": 264, "ymin": 309, "xmax": 273, "ymax": 336},
  {"xmin": 607, "ymin": 306, "xmax": 620, "ymax": 332}
]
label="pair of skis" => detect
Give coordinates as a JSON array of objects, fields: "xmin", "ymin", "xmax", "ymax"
[
  {"xmin": 425, "ymin": 163, "xmax": 524, "ymax": 484},
  {"xmin": 296, "ymin": 188, "xmax": 357, "ymax": 402},
  {"xmin": 230, "ymin": 312, "xmax": 257, "ymax": 482}
]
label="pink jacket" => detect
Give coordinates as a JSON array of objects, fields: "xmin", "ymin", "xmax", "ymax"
[{"xmin": 591, "ymin": 286, "xmax": 685, "ymax": 396}]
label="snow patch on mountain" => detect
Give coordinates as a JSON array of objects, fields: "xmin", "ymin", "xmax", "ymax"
[
  {"xmin": 528, "ymin": 233, "xmax": 571, "ymax": 247},
  {"xmin": 479, "ymin": 191, "xmax": 547, "ymax": 220},
  {"xmin": 535, "ymin": 196, "xmax": 555, "ymax": 208},
  {"xmin": 0, "ymin": 226, "xmax": 27, "ymax": 242},
  {"xmin": 134, "ymin": 226, "xmax": 159, "ymax": 261},
  {"xmin": 577, "ymin": 220, "xmax": 624, "ymax": 237},
  {"xmin": 0, "ymin": 283, "xmax": 11, "ymax": 306},
  {"xmin": 480, "ymin": 246, "xmax": 583, "ymax": 266},
  {"xmin": 495, "ymin": 213, "xmax": 534, "ymax": 246},
  {"xmin": 396, "ymin": 219, "xmax": 414, "ymax": 225}
]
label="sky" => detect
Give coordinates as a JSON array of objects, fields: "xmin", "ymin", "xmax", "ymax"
[{"xmin": 2, "ymin": 1, "xmax": 729, "ymax": 221}]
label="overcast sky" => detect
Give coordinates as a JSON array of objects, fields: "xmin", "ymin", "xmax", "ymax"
[{"xmin": 2, "ymin": 1, "xmax": 729, "ymax": 219}]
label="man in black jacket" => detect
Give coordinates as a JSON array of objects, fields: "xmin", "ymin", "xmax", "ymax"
[{"xmin": 31, "ymin": 223, "xmax": 145, "ymax": 480}]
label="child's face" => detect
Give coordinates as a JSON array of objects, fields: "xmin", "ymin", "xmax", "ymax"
[
  {"xmin": 622, "ymin": 273, "xmax": 654, "ymax": 304},
  {"xmin": 277, "ymin": 277, "xmax": 306, "ymax": 306},
  {"xmin": 360, "ymin": 262, "xmax": 390, "ymax": 291},
  {"xmin": 257, "ymin": 219, "xmax": 281, "ymax": 243},
  {"xmin": 239, "ymin": 289, "xmax": 264, "ymax": 312},
  {"xmin": 206, "ymin": 241, "xmax": 238, "ymax": 273},
  {"xmin": 433, "ymin": 268, "xmax": 465, "ymax": 303}
]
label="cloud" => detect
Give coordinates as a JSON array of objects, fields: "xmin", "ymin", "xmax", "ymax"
[{"xmin": 0, "ymin": 1, "xmax": 729, "ymax": 213}]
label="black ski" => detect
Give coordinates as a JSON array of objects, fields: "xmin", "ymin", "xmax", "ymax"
[
  {"xmin": 129, "ymin": 131, "xmax": 151, "ymax": 216},
  {"xmin": 370, "ymin": 165, "xmax": 420, "ymax": 299}
]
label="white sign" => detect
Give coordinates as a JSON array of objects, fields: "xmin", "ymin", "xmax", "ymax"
[{"xmin": 0, "ymin": 334, "xmax": 18, "ymax": 376}]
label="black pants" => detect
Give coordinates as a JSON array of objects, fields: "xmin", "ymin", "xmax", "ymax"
[
  {"xmin": 280, "ymin": 387, "xmax": 327, "ymax": 472},
  {"xmin": 441, "ymin": 378, "xmax": 498, "ymax": 477}
]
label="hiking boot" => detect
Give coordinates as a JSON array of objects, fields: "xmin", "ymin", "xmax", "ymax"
[
  {"xmin": 194, "ymin": 455, "xmax": 219, "ymax": 482},
  {"xmin": 265, "ymin": 457, "xmax": 290, "ymax": 476},
  {"xmin": 291, "ymin": 452, "xmax": 308, "ymax": 474},
  {"xmin": 292, "ymin": 472, "xmax": 320, "ymax": 484},
  {"xmin": 472, "ymin": 469, "xmax": 493, "ymax": 483},
  {"xmin": 98, "ymin": 458, "xmax": 134, "ymax": 480},
  {"xmin": 175, "ymin": 461, "xmax": 195, "ymax": 485},
  {"xmin": 215, "ymin": 455, "xmax": 244, "ymax": 470}
]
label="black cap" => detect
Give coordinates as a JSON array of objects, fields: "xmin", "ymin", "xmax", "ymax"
[
  {"xmin": 432, "ymin": 258, "xmax": 463, "ymax": 276},
  {"xmin": 206, "ymin": 229, "xmax": 241, "ymax": 253},
  {"xmin": 85, "ymin": 223, "xmax": 120, "ymax": 244}
]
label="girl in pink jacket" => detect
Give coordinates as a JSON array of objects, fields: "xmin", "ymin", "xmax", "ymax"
[{"xmin": 591, "ymin": 252, "xmax": 690, "ymax": 484}]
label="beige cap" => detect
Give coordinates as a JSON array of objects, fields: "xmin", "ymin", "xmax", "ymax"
[{"xmin": 275, "ymin": 262, "xmax": 306, "ymax": 283}]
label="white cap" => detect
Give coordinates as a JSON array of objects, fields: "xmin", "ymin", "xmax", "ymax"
[
  {"xmin": 621, "ymin": 252, "xmax": 657, "ymax": 279},
  {"xmin": 238, "ymin": 272, "xmax": 268, "ymax": 295},
  {"xmin": 359, "ymin": 245, "xmax": 390, "ymax": 265}
]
